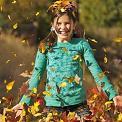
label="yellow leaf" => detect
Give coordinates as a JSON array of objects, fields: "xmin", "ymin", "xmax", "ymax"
[
  {"xmin": 117, "ymin": 113, "xmax": 122, "ymax": 121},
  {"xmin": 12, "ymin": 0, "xmax": 16, "ymax": 4},
  {"xmin": 59, "ymin": 82, "xmax": 67, "ymax": 88},
  {"xmin": 113, "ymin": 37, "xmax": 122, "ymax": 43},
  {"xmin": 0, "ymin": 6, "xmax": 3, "ymax": 12},
  {"xmin": 0, "ymin": 114, "xmax": 6, "ymax": 122},
  {"xmin": 8, "ymin": 15, "xmax": 12, "ymax": 21},
  {"xmin": 104, "ymin": 56, "xmax": 108, "ymax": 63},
  {"xmin": 60, "ymin": 8, "xmax": 66, "ymax": 12},
  {"xmin": 98, "ymin": 72, "xmax": 105, "ymax": 80},
  {"xmin": 6, "ymin": 81, "xmax": 15, "ymax": 92},
  {"xmin": 61, "ymin": 47, "xmax": 68, "ymax": 52},
  {"xmin": 3, "ymin": 80, "xmax": 7, "ymax": 84},
  {"xmin": 73, "ymin": 55, "xmax": 79, "ymax": 60},
  {"xmin": 6, "ymin": 60, "xmax": 10, "ymax": 64},
  {"xmin": 43, "ymin": 91, "xmax": 52, "ymax": 96},
  {"xmin": 105, "ymin": 101, "xmax": 113, "ymax": 106},
  {"xmin": 32, "ymin": 88, "xmax": 37, "ymax": 93},
  {"xmin": 33, "ymin": 113, "xmax": 42, "ymax": 117},
  {"xmin": 35, "ymin": 12, "xmax": 40, "ymax": 16},
  {"xmin": 18, "ymin": 63, "xmax": 25, "ymax": 67},
  {"xmin": 74, "ymin": 74, "xmax": 80, "ymax": 84},
  {"xmin": 39, "ymin": 42, "xmax": 46, "ymax": 53},
  {"xmin": 67, "ymin": 112, "xmax": 75, "ymax": 120},
  {"xmin": 91, "ymin": 39, "xmax": 98, "ymax": 43},
  {"xmin": 103, "ymin": 47, "xmax": 107, "ymax": 52},
  {"xmin": 31, "ymin": 62, "xmax": 34, "ymax": 66},
  {"xmin": 21, "ymin": 39, "xmax": 26, "ymax": 43},
  {"xmin": 66, "ymin": 77, "xmax": 74, "ymax": 83},
  {"xmin": 13, "ymin": 23, "xmax": 18, "ymax": 29}
]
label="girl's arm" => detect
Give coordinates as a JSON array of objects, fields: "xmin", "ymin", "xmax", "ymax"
[
  {"xmin": 82, "ymin": 39, "xmax": 118, "ymax": 100},
  {"xmin": 19, "ymin": 49, "xmax": 47, "ymax": 105}
]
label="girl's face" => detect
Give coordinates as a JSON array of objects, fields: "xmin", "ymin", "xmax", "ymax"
[{"xmin": 52, "ymin": 14, "xmax": 76, "ymax": 42}]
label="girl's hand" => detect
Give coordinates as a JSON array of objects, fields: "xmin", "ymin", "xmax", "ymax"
[
  {"xmin": 12, "ymin": 104, "xmax": 23, "ymax": 118},
  {"xmin": 113, "ymin": 95, "xmax": 122, "ymax": 112}
]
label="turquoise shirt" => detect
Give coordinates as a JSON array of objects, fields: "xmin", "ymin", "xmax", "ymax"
[{"xmin": 20, "ymin": 38, "xmax": 117, "ymax": 107}]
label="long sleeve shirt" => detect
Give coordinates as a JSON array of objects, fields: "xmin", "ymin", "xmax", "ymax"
[{"xmin": 20, "ymin": 38, "xmax": 117, "ymax": 107}]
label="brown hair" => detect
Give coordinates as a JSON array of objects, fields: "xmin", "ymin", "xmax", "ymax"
[{"xmin": 39, "ymin": 11, "xmax": 84, "ymax": 53}]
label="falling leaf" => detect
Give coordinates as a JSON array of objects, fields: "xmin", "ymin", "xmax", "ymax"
[
  {"xmin": 18, "ymin": 63, "xmax": 25, "ymax": 67},
  {"xmin": 6, "ymin": 81, "xmax": 15, "ymax": 92},
  {"xmin": 13, "ymin": 23, "xmax": 18, "ymax": 29},
  {"xmin": 35, "ymin": 12, "xmax": 40, "ymax": 16},
  {"xmin": 104, "ymin": 55, "xmax": 108, "ymax": 63},
  {"xmin": 33, "ymin": 113, "xmax": 42, "ymax": 117},
  {"xmin": 98, "ymin": 72, "xmax": 105, "ymax": 80},
  {"xmin": 59, "ymin": 82, "xmax": 67, "ymax": 88},
  {"xmin": 13, "ymin": 53, "xmax": 16, "ymax": 57},
  {"xmin": 60, "ymin": 8, "xmax": 66, "ymax": 12},
  {"xmin": 103, "ymin": 47, "xmax": 107, "ymax": 53},
  {"xmin": 8, "ymin": 15, "xmax": 12, "ymax": 21},
  {"xmin": 74, "ymin": 74, "xmax": 80, "ymax": 84},
  {"xmin": 89, "ymin": 38, "xmax": 98, "ymax": 43},
  {"xmin": 19, "ymin": 71, "xmax": 31, "ymax": 78},
  {"xmin": 65, "ymin": 77, "xmax": 74, "ymax": 83},
  {"xmin": 0, "ymin": 6, "xmax": 3, "ymax": 12},
  {"xmin": 67, "ymin": 112, "xmax": 75, "ymax": 120},
  {"xmin": 47, "ymin": 85, "xmax": 52, "ymax": 90},
  {"xmin": 117, "ymin": 113, "xmax": 122, "ymax": 121},
  {"xmin": 19, "ymin": 82, "xmax": 29, "ymax": 95},
  {"xmin": 12, "ymin": 0, "xmax": 16, "ymax": 4},
  {"xmin": 3, "ymin": 80, "xmax": 7, "ymax": 84},
  {"xmin": 31, "ymin": 62, "xmax": 34, "ymax": 66},
  {"xmin": 6, "ymin": 60, "xmax": 10, "ymax": 64},
  {"xmin": 21, "ymin": 39, "xmax": 26, "ymax": 43},
  {"xmin": 39, "ymin": 42, "xmax": 46, "ymax": 53},
  {"xmin": 113, "ymin": 37, "xmax": 122, "ymax": 43},
  {"xmin": 32, "ymin": 88, "xmax": 37, "ymax": 94},
  {"xmin": 0, "ymin": 114, "xmax": 6, "ymax": 122},
  {"xmin": 43, "ymin": 91, "xmax": 52, "ymax": 96},
  {"xmin": 73, "ymin": 55, "xmax": 79, "ymax": 60}
]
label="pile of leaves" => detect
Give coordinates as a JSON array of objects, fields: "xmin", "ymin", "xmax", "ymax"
[{"xmin": 0, "ymin": 86, "xmax": 122, "ymax": 122}]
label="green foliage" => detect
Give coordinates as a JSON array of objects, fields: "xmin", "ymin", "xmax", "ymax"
[{"xmin": 79, "ymin": 0, "xmax": 122, "ymax": 27}]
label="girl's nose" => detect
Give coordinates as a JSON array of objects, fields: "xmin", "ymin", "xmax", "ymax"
[{"xmin": 60, "ymin": 23, "xmax": 66, "ymax": 29}]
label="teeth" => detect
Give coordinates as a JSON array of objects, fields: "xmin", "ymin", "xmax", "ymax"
[{"xmin": 61, "ymin": 32, "xmax": 67, "ymax": 34}]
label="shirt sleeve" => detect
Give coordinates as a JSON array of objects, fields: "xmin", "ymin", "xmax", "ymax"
[
  {"xmin": 20, "ymin": 49, "xmax": 47, "ymax": 105},
  {"xmin": 82, "ymin": 39, "xmax": 117, "ymax": 100}
]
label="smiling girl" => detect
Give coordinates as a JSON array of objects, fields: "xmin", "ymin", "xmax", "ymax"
[{"xmin": 13, "ymin": 0, "xmax": 122, "ymax": 120}]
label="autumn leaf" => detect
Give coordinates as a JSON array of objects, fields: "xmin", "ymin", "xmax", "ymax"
[
  {"xmin": 19, "ymin": 70, "xmax": 31, "ymax": 78},
  {"xmin": 6, "ymin": 60, "xmax": 10, "ymax": 64},
  {"xmin": 12, "ymin": 0, "xmax": 16, "ymax": 4},
  {"xmin": 32, "ymin": 88, "xmax": 37, "ymax": 94},
  {"xmin": 13, "ymin": 23, "xmax": 18, "ymax": 29},
  {"xmin": 35, "ymin": 12, "xmax": 40, "ymax": 16},
  {"xmin": 59, "ymin": 82, "xmax": 67, "ymax": 88},
  {"xmin": 104, "ymin": 55, "xmax": 108, "ymax": 63},
  {"xmin": 19, "ymin": 82, "xmax": 29, "ymax": 95},
  {"xmin": 43, "ymin": 91, "xmax": 52, "ymax": 96},
  {"xmin": 113, "ymin": 37, "xmax": 122, "ymax": 43},
  {"xmin": 74, "ymin": 74, "xmax": 80, "ymax": 84},
  {"xmin": 65, "ymin": 77, "xmax": 74, "ymax": 83},
  {"xmin": 73, "ymin": 54, "xmax": 79, "ymax": 60},
  {"xmin": 117, "ymin": 113, "xmax": 122, "ymax": 121},
  {"xmin": 39, "ymin": 42, "xmax": 46, "ymax": 53},
  {"xmin": 6, "ymin": 81, "xmax": 15, "ymax": 92}
]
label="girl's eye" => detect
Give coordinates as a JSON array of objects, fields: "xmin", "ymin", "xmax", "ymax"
[{"xmin": 57, "ymin": 23, "xmax": 61, "ymax": 26}]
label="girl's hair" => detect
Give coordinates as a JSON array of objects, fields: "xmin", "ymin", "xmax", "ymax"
[{"xmin": 39, "ymin": 0, "xmax": 85, "ymax": 51}]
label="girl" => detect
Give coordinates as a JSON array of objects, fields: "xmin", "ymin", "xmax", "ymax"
[{"xmin": 13, "ymin": 0, "xmax": 122, "ymax": 120}]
